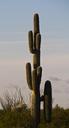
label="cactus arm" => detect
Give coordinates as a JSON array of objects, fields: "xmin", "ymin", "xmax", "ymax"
[
  {"xmin": 28, "ymin": 31, "xmax": 34, "ymax": 53},
  {"xmin": 36, "ymin": 33, "xmax": 41, "ymax": 50},
  {"xmin": 37, "ymin": 66, "xmax": 42, "ymax": 85},
  {"xmin": 34, "ymin": 14, "xmax": 40, "ymax": 34},
  {"xmin": 26, "ymin": 63, "xmax": 32, "ymax": 90}
]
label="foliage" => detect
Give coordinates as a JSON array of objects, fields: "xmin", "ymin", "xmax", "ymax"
[
  {"xmin": 0, "ymin": 89, "xmax": 33, "ymax": 128},
  {"xmin": 39, "ymin": 105, "xmax": 69, "ymax": 128},
  {"xmin": 0, "ymin": 109, "xmax": 33, "ymax": 128},
  {"xmin": 0, "ymin": 88, "xmax": 27, "ymax": 111},
  {"xmin": 0, "ymin": 91, "xmax": 69, "ymax": 128}
]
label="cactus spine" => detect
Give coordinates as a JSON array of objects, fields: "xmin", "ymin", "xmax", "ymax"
[{"xmin": 26, "ymin": 13, "xmax": 52, "ymax": 128}]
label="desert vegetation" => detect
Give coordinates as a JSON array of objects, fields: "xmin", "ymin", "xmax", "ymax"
[
  {"xmin": 0, "ymin": 89, "xmax": 33, "ymax": 128},
  {"xmin": 0, "ymin": 93, "xmax": 69, "ymax": 128}
]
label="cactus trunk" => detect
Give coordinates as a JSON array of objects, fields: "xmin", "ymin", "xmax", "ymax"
[{"xmin": 31, "ymin": 91, "xmax": 40, "ymax": 127}]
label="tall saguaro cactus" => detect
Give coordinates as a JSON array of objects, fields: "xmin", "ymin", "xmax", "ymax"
[
  {"xmin": 26, "ymin": 13, "xmax": 52, "ymax": 128},
  {"xmin": 26, "ymin": 13, "xmax": 42, "ymax": 128}
]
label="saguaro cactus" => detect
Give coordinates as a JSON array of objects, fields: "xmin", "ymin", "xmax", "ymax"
[
  {"xmin": 26, "ymin": 13, "xmax": 52, "ymax": 128},
  {"xmin": 26, "ymin": 13, "xmax": 42, "ymax": 128}
]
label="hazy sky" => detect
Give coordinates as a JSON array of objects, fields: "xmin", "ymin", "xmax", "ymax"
[{"xmin": 0, "ymin": 0, "xmax": 69, "ymax": 108}]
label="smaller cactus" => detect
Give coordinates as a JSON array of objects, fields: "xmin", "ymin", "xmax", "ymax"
[{"xmin": 44, "ymin": 80, "xmax": 52, "ymax": 122}]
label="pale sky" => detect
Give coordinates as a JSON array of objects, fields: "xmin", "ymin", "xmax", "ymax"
[{"xmin": 0, "ymin": 0, "xmax": 69, "ymax": 108}]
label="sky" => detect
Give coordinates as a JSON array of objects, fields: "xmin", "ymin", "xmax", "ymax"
[{"xmin": 0, "ymin": 0, "xmax": 69, "ymax": 108}]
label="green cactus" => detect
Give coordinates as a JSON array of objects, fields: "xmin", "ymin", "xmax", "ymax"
[
  {"xmin": 26, "ymin": 13, "xmax": 52, "ymax": 128},
  {"xmin": 44, "ymin": 80, "xmax": 52, "ymax": 122},
  {"xmin": 26, "ymin": 13, "xmax": 41, "ymax": 128}
]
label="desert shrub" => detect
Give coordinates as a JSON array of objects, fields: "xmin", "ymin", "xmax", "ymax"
[
  {"xmin": 0, "ymin": 88, "xmax": 27, "ymax": 111},
  {"xmin": 0, "ymin": 90, "xmax": 69, "ymax": 128},
  {"xmin": 0, "ymin": 109, "xmax": 33, "ymax": 128},
  {"xmin": 0, "ymin": 88, "xmax": 33, "ymax": 128}
]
